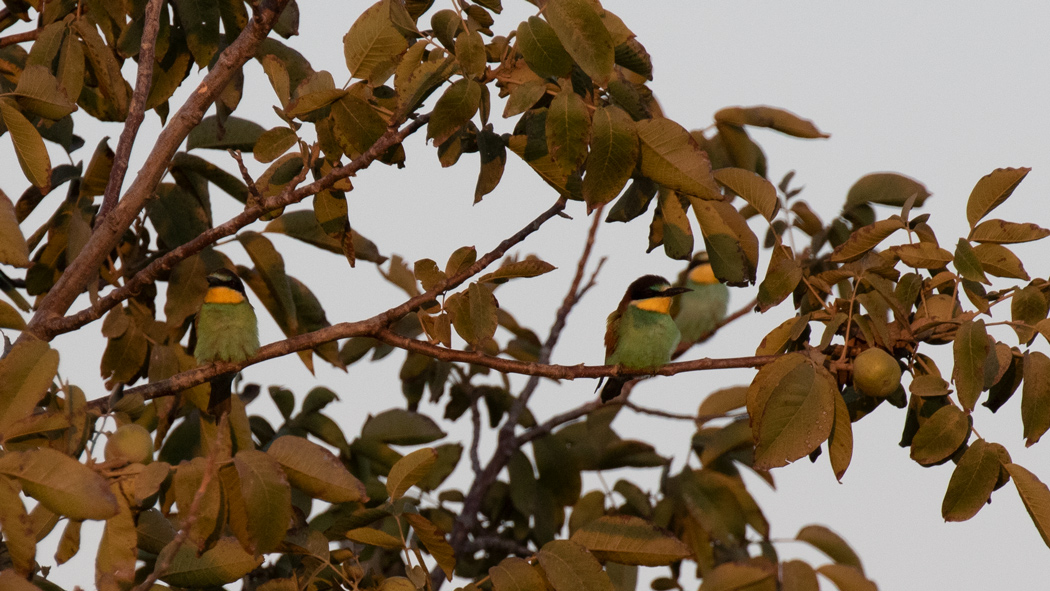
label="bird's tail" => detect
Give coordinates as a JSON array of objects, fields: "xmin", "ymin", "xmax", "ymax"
[
  {"xmin": 207, "ymin": 371, "xmax": 236, "ymax": 416},
  {"xmin": 600, "ymin": 376, "xmax": 631, "ymax": 403}
]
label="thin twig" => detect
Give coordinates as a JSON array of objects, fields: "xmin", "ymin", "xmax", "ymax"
[
  {"xmin": 44, "ymin": 114, "xmax": 428, "ymax": 337},
  {"xmin": 86, "ymin": 196, "xmax": 572, "ymax": 410},
  {"xmin": 515, "ymin": 400, "xmax": 602, "ymax": 446},
  {"xmin": 621, "ymin": 400, "xmax": 701, "ymax": 421},
  {"xmin": 20, "ymin": 0, "xmax": 292, "ymax": 344},
  {"xmin": 96, "ymin": 0, "xmax": 164, "ymax": 223},
  {"xmin": 469, "ymin": 394, "xmax": 483, "ymax": 475},
  {"xmin": 448, "ymin": 207, "xmax": 605, "ymax": 556},
  {"xmin": 131, "ymin": 414, "xmax": 228, "ymax": 591}
]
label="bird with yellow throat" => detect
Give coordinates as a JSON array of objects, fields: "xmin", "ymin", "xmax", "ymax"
[
  {"xmin": 673, "ymin": 252, "xmax": 729, "ymax": 345},
  {"xmin": 600, "ymin": 275, "xmax": 691, "ymax": 402},
  {"xmin": 195, "ymin": 268, "xmax": 259, "ymax": 415}
]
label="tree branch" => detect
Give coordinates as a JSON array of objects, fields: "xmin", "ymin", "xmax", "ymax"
[
  {"xmin": 86, "ymin": 196, "xmax": 572, "ymax": 410},
  {"xmin": 43, "ymin": 113, "xmax": 428, "ymax": 337},
  {"xmin": 21, "ymin": 0, "xmax": 292, "ymax": 342},
  {"xmin": 0, "ymin": 27, "xmax": 38, "ymax": 48},
  {"xmin": 95, "ymin": 0, "xmax": 164, "ymax": 223}
]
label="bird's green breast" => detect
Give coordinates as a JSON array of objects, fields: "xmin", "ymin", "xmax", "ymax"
[
  {"xmin": 675, "ymin": 280, "xmax": 729, "ymax": 342},
  {"xmin": 195, "ymin": 301, "xmax": 260, "ymax": 363},
  {"xmin": 606, "ymin": 306, "xmax": 681, "ymax": 369}
]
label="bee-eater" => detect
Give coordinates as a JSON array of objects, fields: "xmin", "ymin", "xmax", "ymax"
[
  {"xmin": 673, "ymin": 252, "xmax": 729, "ymax": 345},
  {"xmin": 195, "ymin": 268, "xmax": 259, "ymax": 414},
  {"xmin": 600, "ymin": 275, "xmax": 691, "ymax": 402}
]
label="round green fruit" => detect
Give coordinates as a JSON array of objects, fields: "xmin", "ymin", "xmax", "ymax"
[
  {"xmin": 853, "ymin": 347, "xmax": 903, "ymax": 398},
  {"xmin": 104, "ymin": 423, "xmax": 154, "ymax": 465}
]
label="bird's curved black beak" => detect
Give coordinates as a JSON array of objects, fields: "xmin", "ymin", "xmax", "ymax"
[{"xmin": 662, "ymin": 286, "xmax": 692, "ymax": 297}]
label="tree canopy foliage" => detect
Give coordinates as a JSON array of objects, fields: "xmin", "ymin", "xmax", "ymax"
[{"xmin": 0, "ymin": 1, "xmax": 1048, "ymax": 590}]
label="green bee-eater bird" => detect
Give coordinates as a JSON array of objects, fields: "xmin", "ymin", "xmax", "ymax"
[
  {"xmin": 195, "ymin": 268, "xmax": 259, "ymax": 414},
  {"xmin": 600, "ymin": 275, "xmax": 691, "ymax": 402},
  {"xmin": 673, "ymin": 252, "xmax": 729, "ymax": 345}
]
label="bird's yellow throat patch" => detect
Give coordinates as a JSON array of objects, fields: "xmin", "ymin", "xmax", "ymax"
[
  {"xmin": 631, "ymin": 296, "xmax": 673, "ymax": 315},
  {"xmin": 689, "ymin": 263, "xmax": 718, "ymax": 285},
  {"xmin": 204, "ymin": 286, "xmax": 246, "ymax": 304}
]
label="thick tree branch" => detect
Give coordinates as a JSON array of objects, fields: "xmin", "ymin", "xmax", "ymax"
[
  {"xmin": 0, "ymin": 27, "xmax": 38, "ymax": 48},
  {"xmin": 95, "ymin": 0, "xmax": 164, "ymax": 223},
  {"xmin": 44, "ymin": 114, "xmax": 428, "ymax": 337},
  {"xmin": 21, "ymin": 0, "xmax": 291, "ymax": 342},
  {"xmin": 86, "ymin": 196, "xmax": 572, "ymax": 410}
]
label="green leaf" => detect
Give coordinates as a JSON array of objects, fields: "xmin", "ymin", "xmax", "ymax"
[
  {"xmin": 747, "ymin": 353, "xmax": 836, "ymax": 470},
  {"xmin": 96, "ymin": 484, "xmax": 136, "ymax": 589},
  {"xmin": 8, "ymin": 64, "xmax": 77, "ymax": 120},
  {"xmin": 72, "ymin": 19, "xmax": 129, "ymax": 120},
  {"xmin": 234, "ymin": 450, "xmax": 292, "ymax": 554},
  {"xmin": 415, "ymin": 443, "xmax": 462, "ymax": 492},
  {"xmin": 637, "ymin": 117, "xmax": 719, "ymax": 199},
  {"xmin": 969, "ymin": 219, "xmax": 1050, "ymax": 244},
  {"xmin": 361, "ymin": 409, "xmax": 446, "ymax": 445},
  {"xmin": 344, "ymin": 0, "xmax": 409, "ymax": 81},
  {"xmin": 159, "ymin": 536, "xmax": 263, "ymax": 587},
  {"xmin": 0, "ymin": 448, "xmax": 118, "ymax": 520},
  {"xmin": 942, "ymin": 439, "xmax": 1003, "ymax": 522},
  {"xmin": 0, "ymin": 300, "xmax": 25, "ymax": 330},
  {"xmin": 0, "ymin": 570, "xmax": 40, "ymax": 591},
  {"xmin": 781, "ymin": 561, "xmax": 819, "ymax": 591},
  {"xmin": 0, "ymin": 336, "xmax": 59, "ymax": 438},
  {"xmin": 691, "ymin": 198, "xmax": 759, "ymax": 286},
  {"xmin": 756, "ymin": 247, "xmax": 802, "ymax": 312},
  {"xmin": 972, "ymin": 243, "xmax": 1028, "ymax": 280},
  {"xmin": 697, "ymin": 563, "xmax": 773, "ymax": 591},
  {"xmin": 428, "ymin": 78, "xmax": 481, "ymax": 146},
  {"xmin": 266, "ymin": 436, "xmax": 367, "ymax": 503},
  {"xmin": 953, "ymin": 239, "xmax": 989, "ymax": 284},
  {"xmin": 264, "ymin": 210, "xmax": 386, "ymax": 264},
  {"xmin": 796, "ymin": 525, "xmax": 864, "ymax": 573},
  {"xmin": 828, "ymin": 383, "xmax": 853, "ymax": 481},
  {"xmin": 386, "ymin": 448, "xmax": 438, "ymax": 500},
  {"xmin": 148, "ymin": 183, "xmax": 210, "ymax": 248},
  {"xmin": 479, "ymin": 258, "xmax": 556, "ymax": 284},
  {"xmin": 541, "ymin": 0, "xmax": 614, "ymax": 85},
  {"xmin": 395, "ymin": 53, "xmax": 456, "ymax": 116},
  {"xmin": 0, "ymin": 475, "xmax": 34, "ymax": 576},
  {"xmin": 331, "ymin": 93, "xmax": 390, "ymax": 160},
  {"xmin": 0, "ymin": 186, "xmax": 28, "ymax": 267},
  {"xmin": 909, "ymin": 405, "xmax": 968, "ymax": 466},
  {"xmin": 171, "ymin": 152, "xmax": 250, "ymax": 203},
  {"xmin": 239, "ymin": 231, "xmax": 298, "ymax": 334},
  {"xmin": 254, "ymin": 126, "xmax": 298, "ymax": 163},
  {"xmin": 164, "ymin": 252, "xmax": 211, "ymax": 330},
  {"xmin": 893, "ymin": 242, "xmax": 953, "ymax": 269},
  {"xmin": 345, "ymin": 527, "xmax": 403, "ymax": 549},
  {"xmin": 816, "ymin": 564, "xmax": 876, "ymax": 591},
  {"xmin": 475, "ymin": 125, "xmax": 507, "ymax": 202},
  {"xmin": 173, "ymin": 0, "xmax": 220, "ymax": 66},
  {"xmin": 0, "ymin": 98, "xmax": 51, "ymax": 189},
  {"xmin": 405, "ymin": 513, "xmax": 456, "ymax": 581},
  {"xmin": 713, "ymin": 168, "xmax": 779, "ymax": 221},
  {"xmin": 455, "ymin": 30, "xmax": 486, "ymax": 79},
  {"xmin": 570, "ymin": 515, "xmax": 690, "ymax": 566},
  {"xmin": 844, "ymin": 172, "xmax": 930, "ymax": 210},
  {"xmin": 546, "ymin": 86, "xmax": 591, "ymax": 174},
  {"xmin": 538, "ymin": 539, "xmax": 615, "ymax": 591},
  {"xmin": 1012, "ymin": 285, "xmax": 1048, "ymax": 345},
  {"xmin": 490, "ymin": 556, "xmax": 547, "ymax": 591},
  {"xmin": 516, "ymin": 16, "xmax": 573, "ymax": 79},
  {"xmin": 714, "ymin": 105, "xmax": 829, "ymax": 139},
  {"xmin": 583, "ymin": 106, "xmax": 637, "ymax": 209},
  {"xmin": 1006, "ymin": 463, "xmax": 1050, "ymax": 549},
  {"xmin": 966, "ymin": 167, "xmax": 1030, "ymax": 228},
  {"xmin": 953, "ymin": 319, "xmax": 990, "ymax": 411},
  {"xmin": 1022, "ymin": 351, "xmax": 1050, "ymax": 447},
  {"xmin": 187, "ymin": 115, "xmax": 265, "ymax": 151},
  {"xmin": 653, "ymin": 189, "xmax": 693, "ymax": 260},
  {"xmin": 828, "ymin": 218, "xmax": 904, "ymax": 263}
]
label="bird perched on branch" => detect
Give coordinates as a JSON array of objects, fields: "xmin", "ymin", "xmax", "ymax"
[
  {"xmin": 195, "ymin": 268, "xmax": 259, "ymax": 415},
  {"xmin": 673, "ymin": 252, "xmax": 729, "ymax": 345},
  {"xmin": 600, "ymin": 275, "xmax": 691, "ymax": 402}
]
